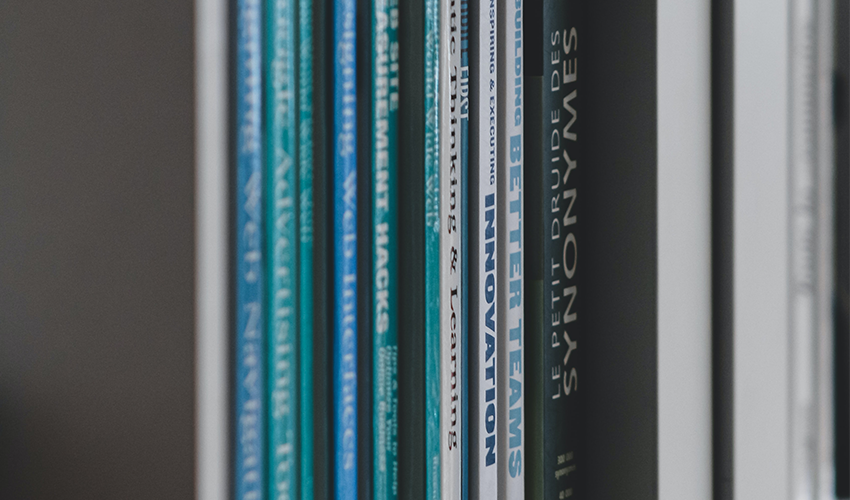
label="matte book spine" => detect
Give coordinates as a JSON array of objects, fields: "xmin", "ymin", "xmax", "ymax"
[
  {"xmin": 497, "ymin": 0, "xmax": 524, "ymax": 494},
  {"xmin": 424, "ymin": 0, "xmax": 441, "ymax": 492},
  {"xmin": 333, "ymin": 0, "xmax": 359, "ymax": 496},
  {"xmin": 439, "ymin": 0, "xmax": 463, "ymax": 495},
  {"xmin": 397, "ymin": 0, "xmax": 427, "ymax": 493},
  {"xmin": 265, "ymin": 0, "xmax": 298, "ymax": 497},
  {"xmin": 524, "ymin": 2, "xmax": 579, "ymax": 498},
  {"xmin": 372, "ymin": 0, "xmax": 400, "ymax": 497},
  {"xmin": 234, "ymin": 0, "xmax": 265, "ymax": 498},
  {"xmin": 311, "ymin": 0, "xmax": 332, "ymax": 495},
  {"xmin": 468, "ymin": 0, "xmax": 498, "ymax": 494},
  {"xmin": 459, "ymin": 1, "xmax": 470, "ymax": 498},
  {"xmin": 297, "ymin": 0, "xmax": 315, "ymax": 494}
]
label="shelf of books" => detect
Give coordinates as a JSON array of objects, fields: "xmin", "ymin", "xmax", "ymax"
[{"xmin": 0, "ymin": 0, "xmax": 846, "ymax": 498}]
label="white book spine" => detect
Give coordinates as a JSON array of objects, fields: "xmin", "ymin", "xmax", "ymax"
[
  {"xmin": 474, "ymin": 0, "xmax": 499, "ymax": 496},
  {"xmin": 441, "ymin": 0, "xmax": 463, "ymax": 495},
  {"xmin": 497, "ymin": 0, "xmax": 523, "ymax": 495}
]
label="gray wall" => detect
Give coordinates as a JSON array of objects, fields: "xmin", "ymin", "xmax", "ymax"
[{"xmin": 0, "ymin": 1, "xmax": 196, "ymax": 498}]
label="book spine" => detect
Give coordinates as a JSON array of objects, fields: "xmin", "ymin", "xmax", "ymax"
[
  {"xmin": 234, "ymin": 0, "xmax": 265, "ymax": 498},
  {"xmin": 497, "ymin": 0, "xmax": 524, "ymax": 495},
  {"xmin": 266, "ymin": 0, "xmax": 299, "ymax": 497},
  {"xmin": 372, "ymin": 0, "xmax": 400, "ymax": 497},
  {"xmin": 439, "ymin": 0, "xmax": 462, "ymax": 494},
  {"xmin": 397, "ymin": 0, "xmax": 427, "ymax": 493},
  {"xmin": 424, "ymin": 0, "xmax": 441, "ymax": 492},
  {"xmin": 459, "ymin": 0, "xmax": 470, "ymax": 498},
  {"xmin": 333, "ymin": 0, "xmax": 359, "ymax": 496},
  {"xmin": 469, "ymin": 0, "xmax": 498, "ymax": 494},
  {"xmin": 541, "ymin": 4, "xmax": 578, "ymax": 498},
  {"xmin": 298, "ymin": 0, "xmax": 315, "ymax": 495},
  {"xmin": 311, "ymin": 0, "xmax": 332, "ymax": 496}
]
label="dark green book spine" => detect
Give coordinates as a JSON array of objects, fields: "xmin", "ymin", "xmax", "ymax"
[
  {"xmin": 397, "ymin": 0, "xmax": 426, "ymax": 495},
  {"xmin": 525, "ymin": 0, "xmax": 580, "ymax": 498},
  {"xmin": 311, "ymin": 0, "xmax": 332, "ymax": 496}
]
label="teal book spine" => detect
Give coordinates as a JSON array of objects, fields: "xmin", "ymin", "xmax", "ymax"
[
  {"xmin": 424, "ymin": 0, "xmax": 441, "ymax": 493},
  {"xmin": 297, "ymin": 0, "xmax": 314, "ymax": 495},
  {"xmin": 266, "ymin": 0, "xmax": 299, "ymax": 497},
  {"xmin": 372, "ymin": 0, "xmax": 399, "ymax": 498}
]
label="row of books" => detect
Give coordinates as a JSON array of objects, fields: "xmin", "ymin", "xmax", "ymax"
[{"xmin": 231, "ymin": 0, "xmax": 579, "ymax": 498}]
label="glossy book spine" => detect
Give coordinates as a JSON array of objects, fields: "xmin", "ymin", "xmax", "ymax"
[
  {"xmin": 424, "ymin": 0, "xmax": 441, "ymax": 493},
  {"xmin": 297, "ymin": 0, "xmax": 315, "ymax": 495},
  {"xmin": 372, "ymin": 0, "xmax": 400, "ymax": 497},
  {"xmin": 265, "ymin": 0, "xmax": 298, "ymax": 497},
  {"xmin": 234, "ymin": 0, "xmax": 265, "ymax": 498},
  {"xmin": 468, "ymin": 0, "xmax": 498, "ymax": 494},
  {"xmin": 497, "ymin": 0, "xmax": 524, "ymax": 494},
  {"xmin": 333, "ymin": 0, "xmax": 359, "ymax": 496}
]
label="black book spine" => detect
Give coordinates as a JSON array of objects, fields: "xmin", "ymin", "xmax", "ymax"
[
  {"xmin": 525, "ymin": 0, "xmax": 580, "ymax": 498},
  {"xmin": 312, "ymin": 0, "xmax": 332, "ymax": 497},
  {"xmin": 397, "ymin": 0, "xmax": 426, "ymax": 495},
  {"xmin": 833, "ymin": 0, "xmax": 849, "ymax": 496}
]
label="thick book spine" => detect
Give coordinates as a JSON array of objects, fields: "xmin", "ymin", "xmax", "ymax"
[
  {"xmin": 424, "ymin": 0, "xmax": 441, "ymax": 493},
  {"xmin": 372, "ymin": 0, "xmax": 400, "ymax": 497},
  {"xmin": 297, "ymin": 0, "xmax": 315, "ymax": 495},
  {"xmin": 266, "ymin": 0, "xmax": 298, "ymax": 497},
  {"xmin": 439, "ymin": 0, "xmax": 463, "ymax": 495},
  {"xmin": 333, "ymin": 0, "xmax": 359, "ymax": 496},
  {"xmin": 467, "ymin": 0, "xmax": 498, "ymax": 495},
  {"xmin": 525, "ymin": 2, "xmax": 579, "ymax": 498},
  {"xmin": 459, "ymin": 0, "xmax": 470, "ymax": 498},
  {"xmin": 234, "ymin": 0, "xmax": 265, "ymax": 498},
  {"xmin": 497, "ymin": 0, "xmax": 524, "ymax": 495}
]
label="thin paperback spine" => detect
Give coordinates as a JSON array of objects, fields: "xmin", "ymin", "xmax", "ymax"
[
  {"xmin": 297, "ymin": 0, "xmax": 315, "ymax": 495},
  {"xmin": 469, "ymin": 0, "xmax": 498, "ymax": 493},
  {"xmin": 397, "ymin": 0, "xmax": 427, "ymax": 493},
  {"xmin": 439, "ymin": 0, "xmax": 463, "ymax": 493},
  {"xmin": 424, "ymin": 0, "xmax": 441, "ymax": 492},
  {"xmin": 372, "ymin": 0, "xmax": 400, "ymax": 497},
  {"xmin": 234, "ymin": 0, "xmax": 265, "ymax": 498},
  {"xmin": 459, "ymin": 0, "xmax": 470, "ymax": 498},
  {"xmin": 333, "ymin": 0, "xmax": 359, "ymax": 496},
  {"xmin": 497, "ymin": 0, "xmax": 524, "ymax": 494},
  {"xmin": 266, "ymin": 0, "xmax": 299, "ymax": 497}
]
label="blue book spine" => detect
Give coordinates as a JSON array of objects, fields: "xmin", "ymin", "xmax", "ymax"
[
  {"xmin": 459, "ymin": 0, "xmax": 469, "ymax": 497},
  {"xmin": 372, "ymin": 0, "xmax": 399, "ymax": 497},
  {"xmin": 424, "ymin": 0, "xmax": 441, "ymax": 492},
  {"xmin": 333, "ymin": 0, "xmax": 358, "ymax": 497},
  {"xmin": 235, "ymin": 0, "xmax": 265, "ymax": 498},
  {"xmin": 297, "ymin": 0, "xmax": 315, "ymax": 495},
  {"xmin": 265, "ymin": 0, "xmax": 298, "ymax": 496}
]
